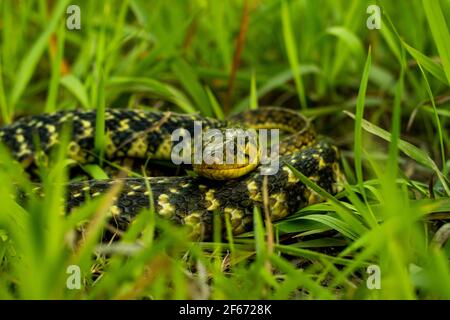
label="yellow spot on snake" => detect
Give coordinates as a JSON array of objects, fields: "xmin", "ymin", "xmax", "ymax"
[
  {"xmin": 59, "ymin": 113, "xmax": 73, "ymax": 122},
  {"xmin": 318, "ymin": 157, "xmax": 326, "ymax": 169},
  {"xmin": 105, "ymin": 111, "xmax": 114, "ymax": 120},
  {"xmin": 183, "ymin": 212, "xmax": 205, "ymax": 240},
  {"xmin": 76, "ymin": 120, "xmax": 93, "ymax": 138},
  {"xmin": 105, "ymin": 131, "xmax": 117, "ymax": 157},
  {"xmin": 282, "ymin": 166, "xmax": 300, "ymax": 183},
  {"xmin": 46, "ymin": 124, "xmax": 56, "ymax": 133},
  {"xmin": 67, "ymin": 141, "xmax": 85, "ymax": 162},
  {"xmin": 134, "ymin": 110, "xmax": 145, "ymax": 117},
  {"xmin": 16, "ymin": 134, "xmax": 25, "ymax": 143},
  {"xmin": 17, "ymin": 148, "xmax": 31, "ymax": 158},
  {"xmin": 247, "ymin": 180, "xmax": 261, "ymax": 201},
  {"xmin": 225, "ymin": 207, "xmax": 245, "ymax": 234},
  {"xmin": 157, "ymin": 194, "xmax": 174, "ymax": 218},
  {"xmin": 105, "ymin": 142, "xmax": 116, "ymax": 157},
  {"xmin": 110, "ymin": 205, "xmax": 121, "ymax": 216},
  {"xmin": 307, "ymin": 190, "xmax": 321, "ymax": 205},
  {"xmin": 153, "ymin": 136, "xmax": 172, "ymax": 158},
  {"xmin": 80, "ymin": 120, "xmax": 91, "ymax": 128},
  {"xmin": 83, "ymin": 128, "xmax": 93, "ymax": 138},
  {"xmin": 205, "ymin": 189, "xmax": 220, "ymax": 211},
  {"xmin": 270, "ymin": 193, "xmax": 288, "ymax": 220},
  {"xmin": 127, "ymin": 136, "xmax": 148, "ymax": 157},
  {"xmin": 48, "ymin": 133, "xmax": 59, "ymax": 146},
  {"xmin": 118, "ymin": 119, "xmax": 130, "ymax": 132}
]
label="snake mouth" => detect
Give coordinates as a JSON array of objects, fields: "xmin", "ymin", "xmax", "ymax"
[
  {"xmin": 193, "ymin": 147, "xmax": 261, "ymax": 179},
  {"xmin": 193, "ymin": 162, "xmax": 260, "ymax": 180},
  {"xmin": 198, "ymin": 161, "xmax": 255, "ymax": 170}
]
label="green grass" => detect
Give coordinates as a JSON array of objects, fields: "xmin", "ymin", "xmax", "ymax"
[
  {"xmin": 0, "ymin": 0, "xmax": 450, "ymax": 299},
  {"xmin": 281, "ymin": 0, "xmax": 307, "ymax": 110}
]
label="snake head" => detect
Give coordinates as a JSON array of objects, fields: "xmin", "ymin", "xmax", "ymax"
[{"xmin": 193, "ymin": 128, "xmax": 260, "ymax": 180}]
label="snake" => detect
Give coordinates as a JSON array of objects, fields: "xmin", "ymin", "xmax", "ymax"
[{"xmin": 0, "ymin": 107, "xmax": 342, "ymax": 240}]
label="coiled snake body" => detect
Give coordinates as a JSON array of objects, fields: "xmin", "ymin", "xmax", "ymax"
[{"xmin": 0, "ymin": 107, "xmax": 341, "ymax": 240}]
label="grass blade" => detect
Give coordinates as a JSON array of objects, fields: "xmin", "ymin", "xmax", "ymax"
[
  {"xmin": 250, "ymin": 70, "xmax": 258, "ymax": 110},
  {"xmin": 0, "ymin": 60, "xmax": 10, "ymax": 123},
  {"xmin": 354, "ymin": 47, "xmax": 372, "ymax": 195},
  {"xmin": 345, "ymin": 111, "xmax": 450, "ymax": 196},
  {"xmin": 205, "ymin": 86, "xmax": 224, "ymax": 120},
  {"xmin": 403, "ymin": 42, "xmax": 448, "ymax": 85},
  {"xmin": 108, "ymin": 77, "xmax": 195, "ymax": 113},
  {"xmin": 60, "ymin": 75, "xmax": 90, "ymax": 109},
  {"xmin": 297, "ymin": 214, "xmax": 359, "ymax": 240},
  {"xmin": 9, "ymin": 0, "xmax": 70, "ymax": 108},
  {"xmin": 387, "ymin": 56, "xmax": 404, "ymax": 180},
  {"xmin": 171, "ymin": 59, "xmax": 212, "ymax": 116},
  {"xmin": 281, "ymin": 0, "xmax": 307, "ymax": 110},
  {"xmin": 326, "ymin": 26, "xmax": 364, "ymax": 62},
  {"xmin": 45, "ymin": 23, "xmax": 65, "ymax": 113},
  {"xmin": 416, "ymin": 62, "xmax": 446, "ymax": 174},
  {"xmin": 423, "ymin": 0, "xmax": 450, "ymax": 86}
]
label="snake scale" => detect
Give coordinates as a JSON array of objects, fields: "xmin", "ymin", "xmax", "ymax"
[{"xmin": 0, "ymin": 107, "xmax": 342, "ymax": 240}]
